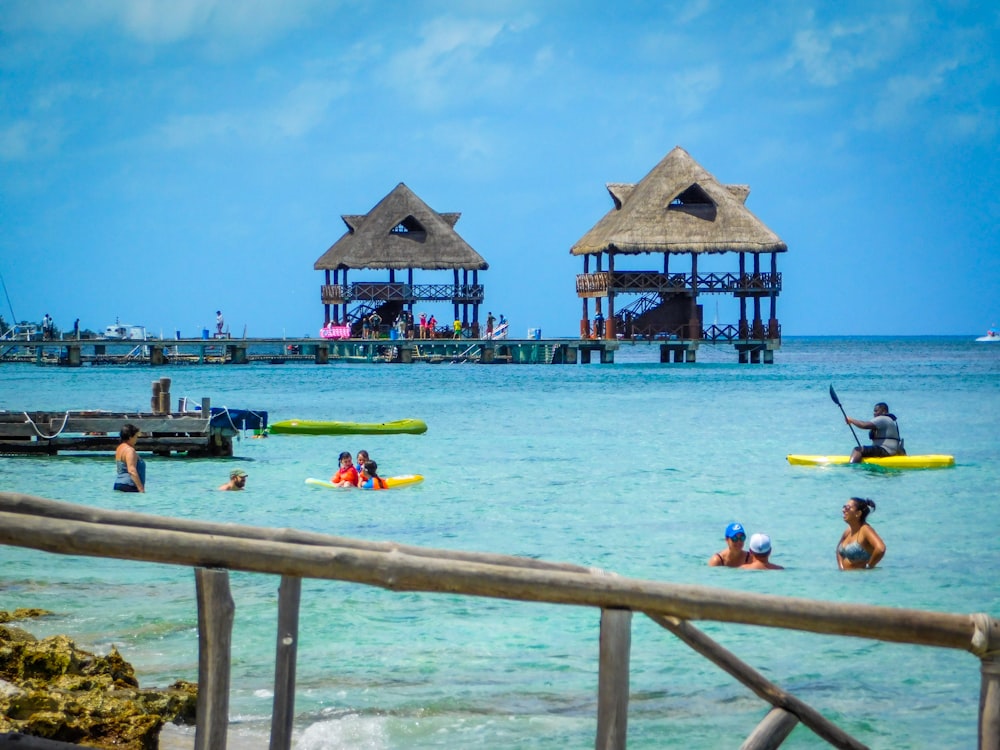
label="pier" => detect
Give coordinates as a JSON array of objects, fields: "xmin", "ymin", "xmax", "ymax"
[{"xmin": 0, "ymin": 336, "xmax": 621, "ymax": 366}]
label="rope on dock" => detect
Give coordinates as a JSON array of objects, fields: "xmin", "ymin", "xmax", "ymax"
[{"xmin": 21, "ymin": 411, "xmax": 71, "ymax": 440}]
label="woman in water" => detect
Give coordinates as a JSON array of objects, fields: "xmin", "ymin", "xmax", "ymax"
[
  {"xmin": 113, "ymin": 423, "xmax": 146, "ymax": 493},
  {"xmin": 836, "ymin": 497, "xmax": 885, "ymax": 570},
  {"xmin": 708, "ymin": 522, "xmax": 750, "ymax": 567}
]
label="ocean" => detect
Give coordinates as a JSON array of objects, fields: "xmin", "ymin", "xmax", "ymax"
[{"xmin": 1, "ymin": 336, "xmax": 997, "ymax": 749}]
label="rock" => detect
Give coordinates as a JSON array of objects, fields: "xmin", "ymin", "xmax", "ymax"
[{"xmin": 0, "ymin": 613, "xmax": 198, "ymax": 750}]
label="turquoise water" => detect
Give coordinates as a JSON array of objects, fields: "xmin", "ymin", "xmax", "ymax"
[{"xmin": 1, "ymin": 337, "xmax": 998, "ymax": 749}]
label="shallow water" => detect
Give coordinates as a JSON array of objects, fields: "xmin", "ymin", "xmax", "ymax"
[{"xmin": 1, "ymin": 337, "xmax": 998, "ymax": 748}]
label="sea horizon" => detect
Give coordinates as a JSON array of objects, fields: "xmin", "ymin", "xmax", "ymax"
[{"xmin": 1, "ymin": 335, "xmax": 998, "ymax": 749}]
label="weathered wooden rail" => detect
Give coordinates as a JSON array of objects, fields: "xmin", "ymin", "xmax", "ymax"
[{"xmin": 0, "ymin": 491, "xmax": 997, "ymax": 750}]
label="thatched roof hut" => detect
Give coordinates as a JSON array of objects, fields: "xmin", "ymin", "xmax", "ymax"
[
  {"xmin": 314, "ymin": 183, "xmax": 488, "ymax": 271},
  {"xmin": 570, "ymin": 146, "xmax": 787, "ymax": 256}
]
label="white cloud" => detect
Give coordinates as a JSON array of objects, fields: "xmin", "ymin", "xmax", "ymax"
[
  {"xmin": 0, "ymin": 119, "xmax": 63, "ymax": 161},
  {"xmin": 376, "ymin": 16, "xmax": 531, "ymax": 111},
  {"xmin": 783, "ymin": 14, "xmax": 909, "ymax": 87},
  {"xmin": 3, "ymin": 0, "xmax": 330, "ymax": 52},
  {"xmin": 154, "ymin": 78, "xmax": 347, "ymax": 148}
]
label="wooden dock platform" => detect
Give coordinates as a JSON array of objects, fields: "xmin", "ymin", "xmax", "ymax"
[{"xmin": 0, "ymin": 401, "xmax": 268, "ymax": 457}]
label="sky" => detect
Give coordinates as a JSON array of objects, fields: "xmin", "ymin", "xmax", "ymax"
[{"xmin": 1, "ymin": 0, "xmax": 997, "ymax": 338}]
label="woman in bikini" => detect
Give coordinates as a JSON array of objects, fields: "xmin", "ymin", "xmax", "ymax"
[
  {"xmin": 836, "ymin": 497, "xmax": 886, "ymax": 570},
  {"xmin": 708, "ymin": 522, "xmax": 751, "ymax": 567}
]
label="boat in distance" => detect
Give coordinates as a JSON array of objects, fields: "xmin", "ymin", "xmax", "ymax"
[
  {"xmin": 786, "ymin": 454, "xmax": 955, "ymax": 469},
  {"xmin": 269, "ymin": 418, "xmax": 427, "ymax": 435}
]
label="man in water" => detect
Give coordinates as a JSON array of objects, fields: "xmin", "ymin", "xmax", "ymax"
[
  {"xmin": 845, "ymin": 402, "xmax": 903, "ymax": 463},
  {"xmin": 218, "ymin": 469, "xmax": 247, "ymax": 491},
  {"xmin": 741, "ymin": 533, "xmax": 784, "ymax": 570}
]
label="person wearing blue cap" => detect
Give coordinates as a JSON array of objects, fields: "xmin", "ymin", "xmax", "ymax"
[{"xmin": 708, "ymin": 522, "xmax": 751, "ymax": 567}]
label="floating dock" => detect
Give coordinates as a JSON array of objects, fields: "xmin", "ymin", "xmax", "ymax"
[
  {"xmin": 0, "ymin": 404, "xmax": 267, "ymax": 457},
  {"xmin": 0, "ymin": 380, "xmax": 268, "ymax": 457}
]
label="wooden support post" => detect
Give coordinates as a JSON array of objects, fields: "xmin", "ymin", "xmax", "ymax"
[
  {"xmin": 65, "ymin": 345, "xmax": 82, "ymax": 367},
  {"xmin": 740, "ymin": 707, "xmax": 799, "ymax": 750},
  {"xmin": 194, "ymin": 567, "xmax": 234, "ymax": 750},
  {"xmin": 270, "ymin": 575, "xmax": 302, "ymax": 750},
  {"xmin": 230, "ymin": 345, "xmax": 248, "ymax": 365},
  {"xmin": 979, "ymin": 611, "xmax": 1000, "ymax": 750},
  {"xmin": 596, "ymin": 608, "xmax": 631, "ymax": 750},
  {"xmin": 315, "ymin": 343, "xmax": 329, "ymax": 365},
  {"xmin": 982, "ymin": 656, "xmax": 1000, "ymax": 749}
]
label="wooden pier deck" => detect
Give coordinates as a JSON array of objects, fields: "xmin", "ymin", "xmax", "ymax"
[
  {"xmin": 0, "ymin": 400, "xmax": 268, "ymax": 457},
  {"xmin": 0, "ymin": 334, "xmax": 779, "ymax": 365}
]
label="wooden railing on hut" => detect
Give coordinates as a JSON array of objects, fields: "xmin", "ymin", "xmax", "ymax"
[
  {"xmin": 0, "ymin": 492, "xmax": 997, "ymax": 750},
  {"xmin": 321, "ymin": 282, "xmax": 485, "ymax": 305},
  {"xmin": 576, "ymin": 271, "xmax": 782, "ymax": 297}
]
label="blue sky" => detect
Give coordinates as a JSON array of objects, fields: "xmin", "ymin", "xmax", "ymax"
[{"xmin": 1, "ymin": 0, "xmax": 997, "ymax": 338}]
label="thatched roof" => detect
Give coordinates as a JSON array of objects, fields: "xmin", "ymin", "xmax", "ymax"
[
  {"xmin": 570, "ymin": 146, "xmax": 787, "ymax": 256},
  {"xmin": 315, "ymin": 183, "xmax": 488, "ymax": 271}
]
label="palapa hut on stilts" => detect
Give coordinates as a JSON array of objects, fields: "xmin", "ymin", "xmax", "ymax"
[
  {"xmin": 571, "ymin": 146, "xmax": 787, "ymax": 363},
  {"xmin": 315, "ymin": 183, "xmax": 489, "ymax": 338}
]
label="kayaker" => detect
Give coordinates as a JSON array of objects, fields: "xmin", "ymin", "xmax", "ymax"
[
  {"xmin": 218, "ymin": 469, "xmax": 247, "ymax": 491},
  {"xmin": 845, "ymin": 402, "xmax": 904, "ymax": 463},
  {"xmin": 740, "ymin": 534, "xmax": 784, "ymax": 570},
  {"xmin": 330, "ymin": 452, "xmax": 358, "ymax": 487},
  {"xmin": 707, "ymin": 522, "xmax": 751, "ymax": 567},
  {"xmin": 358, "ymin": 460, "xmax": 387, "ymax": 490},
  {"xmin": 836, "ymin": 497, "xmax": 885, "ymax": 570}
]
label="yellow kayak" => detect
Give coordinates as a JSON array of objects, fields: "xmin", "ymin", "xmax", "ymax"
[
  {"xmin": 305, "ymin": 475, "xmax": 424, "ymax": 490},
  {"xmin": 786, "ymin": 454, "xmax": 955, "ymax": 469}
]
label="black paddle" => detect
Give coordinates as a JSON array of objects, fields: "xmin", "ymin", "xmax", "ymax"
[{"xmin": 829, "ymin": 384, "xmax": 862, "ymax": 449}]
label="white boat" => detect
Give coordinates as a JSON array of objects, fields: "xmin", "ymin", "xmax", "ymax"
[
  {"xmin": 102, "ymin": 322, "xmax": 148, "ymax": 340},
  {"xmin": 976, "ymin": 326, "xmax": 999, "ymax": 343}
]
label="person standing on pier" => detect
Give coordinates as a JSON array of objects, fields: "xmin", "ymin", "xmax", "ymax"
[
  {"xmin": 73, "ymin": 318, "xmax": 80, "ymax": 339},
  {"xmin": 215, "ymin": 311, "xmax": 225, "ymax": 337},
  {"xmin": 113, "ymin": 424, "xmax": 146, "ymax": 493},
  {"xmin": 486, "ymin": 312, "xmax": 495, "ymax": 338}
]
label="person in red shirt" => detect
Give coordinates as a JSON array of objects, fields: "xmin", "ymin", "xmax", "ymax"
[{"xmin": 330, "ymin": 451, "xmax": 358, "ymax": 487}]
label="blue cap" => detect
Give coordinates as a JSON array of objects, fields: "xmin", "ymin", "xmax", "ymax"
[{"xmin": 725, "ymin": 522, "xmax": 745, "ymax": 539}]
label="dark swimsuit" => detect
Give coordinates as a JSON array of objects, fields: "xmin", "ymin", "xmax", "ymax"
[
  {"xmin": 114, "ymin": 455, "xmax": 146, "ymax": 492},
  {"xmin": 714, "ymin": 551, "xmax": 751, "ymax": 565},
  {"xmin": 837, "ymin": 541, "xmax": 871, "ymax": 563}
]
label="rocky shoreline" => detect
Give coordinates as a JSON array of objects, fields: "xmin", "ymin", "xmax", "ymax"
[{"xmin": 0, "ymin": 609, "xmax": 197, "ymax": 749}]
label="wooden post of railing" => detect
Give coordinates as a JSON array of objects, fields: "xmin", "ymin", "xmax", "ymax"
[
  {"xmin": 596, "ymin": 608, "xmax": 631, "ymax": 750},
  {"xmin": 194, "ymin": 567, "xmax": 234, "ymax": 750},
  {"xmin": 269, "ymin": 575, "xmax": 302, "ymax": 750},
  {"xmin": 975, "ymin": 612, "xmax": 1000, "ymax": 749},
  {"xmin": 740, "ymin": 707, "xmax": 799, "ymax": 750}
]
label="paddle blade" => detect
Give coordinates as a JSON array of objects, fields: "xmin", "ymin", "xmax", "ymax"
[{"xmin": 829, "ymin": 384, "xmax": 842, "ymax": 406}]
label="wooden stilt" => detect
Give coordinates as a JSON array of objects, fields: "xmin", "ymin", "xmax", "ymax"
[
  {"xmin": 596, "ymin": 608, "xmax": 631, "ymax": 750},
  {"xmin": 740, "ymin": 707, "xmax": 799, "ymax": 750},
  {"xmin": 270, "ymin": 575, "xmax": 302, "ymax": 750},
  {"xmin": 194, "ymin": 567, "xmax": 234, "ymax": 750}
]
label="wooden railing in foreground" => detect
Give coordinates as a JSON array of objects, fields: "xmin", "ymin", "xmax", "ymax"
[{"xmin": 0, "ymin": 492, "xmax": 997, "ymax": 750}]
